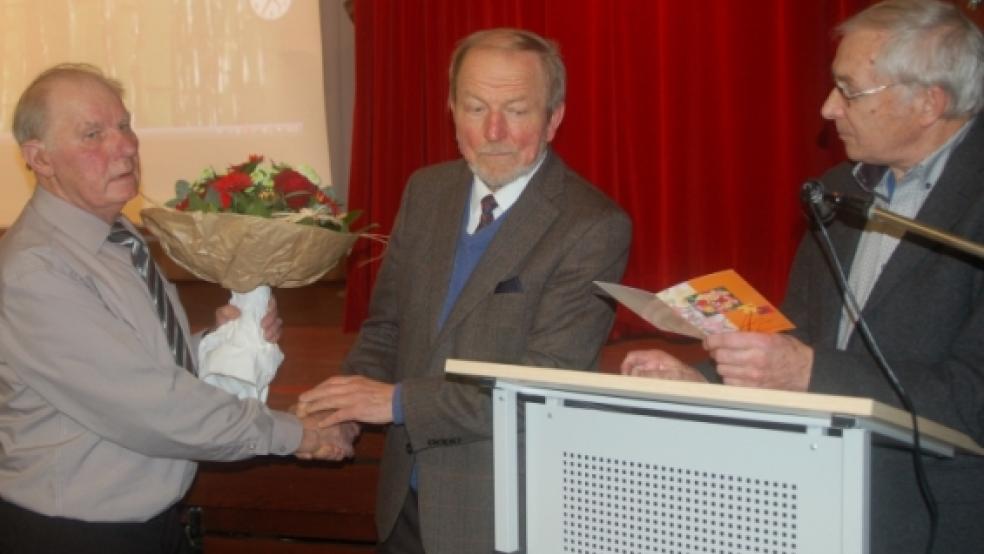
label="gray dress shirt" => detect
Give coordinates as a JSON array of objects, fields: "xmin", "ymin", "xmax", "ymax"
[{"xmin": 0, "ymin": 187, "xmax": 301, "ymax": 522}]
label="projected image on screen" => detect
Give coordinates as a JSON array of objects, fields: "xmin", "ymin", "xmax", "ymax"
[{"xmin": 0, "ymin": 0, "xmax": 331, "ymax": 226}]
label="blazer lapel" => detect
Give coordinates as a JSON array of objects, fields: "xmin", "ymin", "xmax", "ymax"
[
  {"xmin": 433, "ymin": 153, "xmax": 564, "ymax": 343},
  {"xmin": 864, "ymin": 116, "xmax": 984, "ymax": 311},
  {"xmin": 422, "ymin": 164, "xmax": 473, "ymax": 345}
]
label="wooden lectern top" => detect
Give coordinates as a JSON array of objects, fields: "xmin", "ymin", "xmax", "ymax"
[{"xmin": 446, "ymin": 358, "xmax": 984, "ymax": 456}]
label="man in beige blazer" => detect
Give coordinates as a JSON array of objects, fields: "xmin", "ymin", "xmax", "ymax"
[{"xmin": 298, "ymin": 28, "xmax": 632, "ymax": 553}]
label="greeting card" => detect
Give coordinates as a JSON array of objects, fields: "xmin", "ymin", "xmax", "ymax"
[{"xmin": 595, "ymin": 270, "xmax": 794, "ymax": 338}]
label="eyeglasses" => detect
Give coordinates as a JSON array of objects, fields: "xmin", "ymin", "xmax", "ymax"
[{"xmin": 833, "ymin": 81, "xmax": 895, "ymax": 103}]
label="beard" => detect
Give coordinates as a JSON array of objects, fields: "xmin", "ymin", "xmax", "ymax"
[{"xmin": 467, "ymin": 143, "xmax": 548, "ymax": 191}]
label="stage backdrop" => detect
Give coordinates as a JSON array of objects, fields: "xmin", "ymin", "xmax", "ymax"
[
  {"xmin": 0, "ymin": 0, "xmax": 332, "ymax": 226},
  {"xmin": 342, "ymin": 0, "xmax": 879, "ymax": 336}
]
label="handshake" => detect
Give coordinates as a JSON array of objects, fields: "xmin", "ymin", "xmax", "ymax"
[
  {"xmin": 215, "ymin": 299, "xmax": 385, "ymax": 462},
  {"xmin": 289, "ymin": 403, "xmax": 360, "ymax": 462},
  {"xmin": 287, "ymin": 374, "xmax": 396, "ymax": 462}
]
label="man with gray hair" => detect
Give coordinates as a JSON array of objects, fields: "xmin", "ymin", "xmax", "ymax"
[
  {"xmin": 622, "ymin": 1, "xmax": 984, "ymax": 551},
  {"xmin": 0, "ymin": 63, "xmax": 354, "ymax": 554},
  {"xmin": 297, "ymin": 28, "xmax": 631, "ymax": 553}
]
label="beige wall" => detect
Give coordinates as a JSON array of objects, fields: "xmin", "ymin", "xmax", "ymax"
[{"xmin": 0, "ymin": 0, "xmax": 336, "ymax": 225}]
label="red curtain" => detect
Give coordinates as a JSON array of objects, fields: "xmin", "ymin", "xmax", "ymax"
[{"xmin": 343, "ymin": 0, "xmax": 868, "ymax": 337}]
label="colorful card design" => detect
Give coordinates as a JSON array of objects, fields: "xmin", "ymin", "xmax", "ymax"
[{"xmin": 595, "ymin": 269, "xmax": 795, "ymax": 338}]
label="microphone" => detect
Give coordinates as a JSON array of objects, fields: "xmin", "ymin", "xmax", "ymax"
[
  {"xmin": 800, "ymin": 179, "xmax": 873, "ymax": 224},
  {"xmin": 800, "ymin": 180, "xmax": 834, "ymax": 223},
  {"xmin": 800, "ymin": 179, "xmax": 984, "ymax": 260}
]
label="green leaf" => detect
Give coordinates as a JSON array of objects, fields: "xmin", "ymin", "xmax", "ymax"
[
  {"xmin": 200, "ymin": 188, "xmax": 222, "ymax": 212},
  {"xmin": 174, "ymin": 180, "xmax": 191, "ymax": 199},
  {"xmin": 341, "ymin": 209, "xmax": 363, "ymax": 227},
  {"xmin": 187, "ymin": 192, "xmax": 211, "ymax": 212},
  {"xmin": 236, "ymin": 193, "xmax": 273, "ymax": 217}
]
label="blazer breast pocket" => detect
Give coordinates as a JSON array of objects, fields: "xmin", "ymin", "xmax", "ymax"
[{"xmin": 494, "ymin": 276, "xmax": 523, "ymax": 294}]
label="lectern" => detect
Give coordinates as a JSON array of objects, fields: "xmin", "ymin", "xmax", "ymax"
[{"xmin": 446, "ymin": 359, "xmax": 984, "ymax": 554}]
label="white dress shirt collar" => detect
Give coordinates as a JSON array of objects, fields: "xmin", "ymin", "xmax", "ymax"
[{"xmin": 466, "ymin": 152, "xmax": 547, "ymax": 234}]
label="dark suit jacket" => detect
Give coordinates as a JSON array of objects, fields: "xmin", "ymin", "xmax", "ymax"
[
  {"xmin": 784, "ymin": 114, "xmax": 984, "ymax": 553},
  {"xmin": 343, "ymin": 151, "xmax": 632, "ymax": 553}
]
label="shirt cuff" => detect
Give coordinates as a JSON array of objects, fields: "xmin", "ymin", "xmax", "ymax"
[
  {"xmin": 268, "ymin": 408, "xmax": 304, "ymax": 455},
  {"xmin": 392, "ymin": 382, "xmax": 405, "ymax": 425}
]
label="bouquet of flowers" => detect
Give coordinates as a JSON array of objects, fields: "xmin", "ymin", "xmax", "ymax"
[{"xmin": 141, "ymin": 155, "xmax": 364, "ymax": 401}]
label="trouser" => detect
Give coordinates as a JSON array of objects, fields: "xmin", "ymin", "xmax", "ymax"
[
  {"xmin": 0, "ymin": 497, "xmax": 192, "ymax": 554},
  {"xmin": 377, "ymin": 490, "xmax": 426, "ymax": 554}
]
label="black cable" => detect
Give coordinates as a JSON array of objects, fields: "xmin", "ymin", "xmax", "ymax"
[{"xmin": 806, "ymin": 201, "xmax": 939, "ymax": 554}]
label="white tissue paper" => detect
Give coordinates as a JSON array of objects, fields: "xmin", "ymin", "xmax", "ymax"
[{"xmin": 198, "ymin": 285, "xmax": 283, "ymax": 402}]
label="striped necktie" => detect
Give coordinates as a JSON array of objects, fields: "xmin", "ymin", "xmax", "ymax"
[{"xmin": 107, "ymin": 221, "xmax": 195, "ymax": 374}]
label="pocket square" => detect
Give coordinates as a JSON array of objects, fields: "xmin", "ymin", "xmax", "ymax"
[{"xmin": 494, "ymin": 276, "xmax": 523, "ymax": 294}]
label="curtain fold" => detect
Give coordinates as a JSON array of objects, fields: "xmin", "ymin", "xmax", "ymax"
[{"xmin": 344, "ymin": 0, "xmax": 869, "ymax": 337}]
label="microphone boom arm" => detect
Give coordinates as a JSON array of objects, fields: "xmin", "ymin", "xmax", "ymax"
[
  {"xmin": 806, "ymin": 181, "xmax": 984, "ymax": 261},
  {"xmin": 868, "ymin": 205, "xmax": 984, "ymax": 260}
]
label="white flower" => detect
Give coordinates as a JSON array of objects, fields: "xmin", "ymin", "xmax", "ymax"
[
  {"xmin": 196, "ymin": 167, "xmax": 217, "ymax": 185},
  {"xmin": 250, "ymin": 166, "xmax": 274, "ymax": 189}
]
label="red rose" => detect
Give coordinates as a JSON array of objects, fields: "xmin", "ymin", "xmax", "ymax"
[
  {"xmin": 231, "ymin": 154, "xmax": 263, "ymax": 174},
  {"xmin": 274, "ymin": 168, "xmax": 316, "ymax": 210},
  {"xmin": 211, "ymin": 171, "xmax": 252, "ymax": 209}
]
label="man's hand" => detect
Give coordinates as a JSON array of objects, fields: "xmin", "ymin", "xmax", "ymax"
[
  {"xmin": 620, "ymin": 349, "xmax": 707, "ymax": 382},
  {"xmin": 296, "ymin": 375, "xmax": 395, "ymax": 428},
  {"xmin": 213, "ymin": 297, "xmax": 283, "ymax": 342},
  {"xmin": 294, "ymin": 414, "xmax": 360, "ymax": 461},
  {"xmin": 703, "ymin": 332, "xmax": 813, "ymax": 391}
]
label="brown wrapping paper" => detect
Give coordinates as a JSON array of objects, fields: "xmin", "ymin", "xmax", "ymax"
[{"xmin": 141, "ymin": 208, "xmax": 358, "ymax": 292}]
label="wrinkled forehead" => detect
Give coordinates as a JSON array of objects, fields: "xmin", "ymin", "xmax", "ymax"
[
  {"xmin": 832, "ymin": 29, "xmax": 890, "ymax": 84},
  {"xmin": 457, "ymin": 47, "xmax": 550, "ymax": 98},
  {"xmin": 45, "ymin": 76, "xmax": 128, "ymax": 121}
]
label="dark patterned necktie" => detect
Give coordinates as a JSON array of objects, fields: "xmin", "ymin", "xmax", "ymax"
[
  {"xmin": 475, "ymin": 194, "xmax": 498, "ymax": 232},
  {"xmin": 108, "ymin": 221, "xmax": 195, "ymax": 374}
]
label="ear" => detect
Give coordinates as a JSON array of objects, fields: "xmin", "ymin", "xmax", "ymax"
[
  {"xmin": 917, "ymin": 85, "xmax": 950, "ymax": 126},
  {"xmin": 20, "ymin": 139, "xmax": 55, "ymax": 178},
  {"xmin": 544, "ymin": 102, "xmax": 566, "ymax": 143}
]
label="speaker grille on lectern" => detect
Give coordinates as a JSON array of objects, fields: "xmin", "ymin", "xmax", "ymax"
[{"xmin": 560, "ymin": 451, "xmax": 800, "ymax": 554}]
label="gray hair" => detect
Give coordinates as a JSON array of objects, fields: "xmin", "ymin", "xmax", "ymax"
[
  {"xmin": 12, "ymin": 63, "xmax": 125, "ymax": 145},
  {"xmin": 448, "ymin": 28, "xmax": 566, "ymax": 114},
  {"xmin": 837, "ymin": 0, "xmax": 984, "ymax": 117}
]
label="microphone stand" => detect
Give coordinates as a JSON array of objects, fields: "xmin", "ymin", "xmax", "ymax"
[{"xmin": 802, "ymin": 179, "xmax": 971, "ymax": 554}]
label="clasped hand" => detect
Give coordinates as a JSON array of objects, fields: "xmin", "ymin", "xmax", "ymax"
[
  {"xmin": 288, "ymin": 375, "xmax": 395, "ymax": 461},
  {"xmin": 292, "ymin": 410, "xmax": 360, "ymax": 461},
  {"xmin": 214, "ymin": 297, "xmax": 283, "ymax": 342}
]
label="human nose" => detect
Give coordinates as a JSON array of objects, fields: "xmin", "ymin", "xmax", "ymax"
[
  {"xmin": 820, "ymin": 87, "xmax": 844, "ymax": 120},
  {"xmin": 484, "ymin": 110, "xmax": 505, "ymax": 142},
  {"xmin": 114, "ymin": 128, "xmax": 139, "ymax": 157}
]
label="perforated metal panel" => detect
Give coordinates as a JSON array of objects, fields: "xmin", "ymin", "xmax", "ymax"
[
  {"xmin": 524, "ymin": 399, "xmax": 849, "ymax": 554},
  {"xmin": 559, "ymin": 452, "xmax": 799, "ymax": 554}
]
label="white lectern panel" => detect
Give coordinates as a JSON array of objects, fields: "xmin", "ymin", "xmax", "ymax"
[
  {"xmin": 447, "ymin": 360, "xmax": 980, "ymax": 554},
  {"xmin": 526, "ymin": 399, "xmax": 845, "ymax": 554}
]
